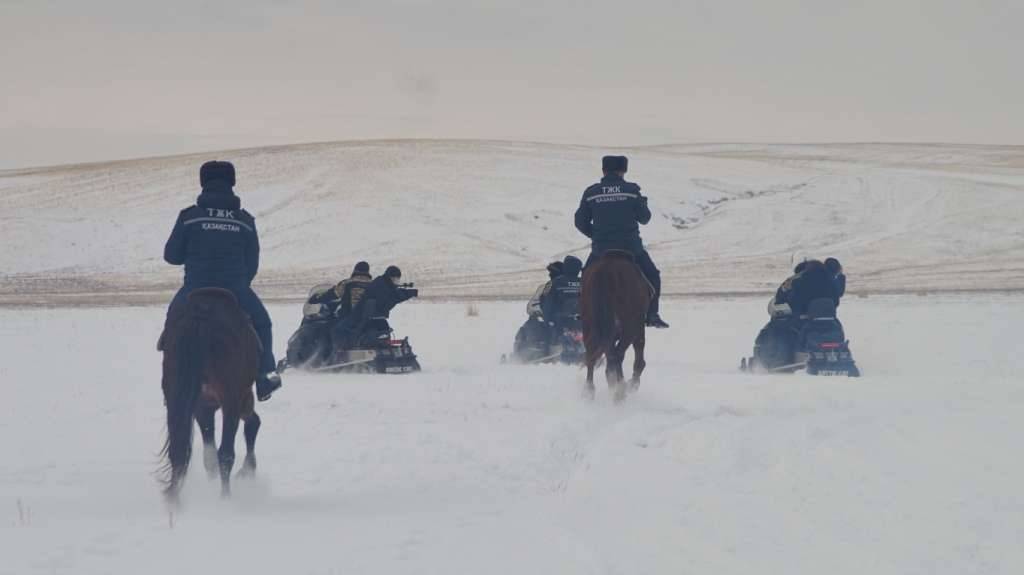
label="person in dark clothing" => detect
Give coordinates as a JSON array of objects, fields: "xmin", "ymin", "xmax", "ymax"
[
  {"xmin": 328, "ymin": 261, "xmax": 374, "ymax": 320},
  {"xmin": 514, "ymin": 260, "xmax": 565, "ymax": 357},
  {"xmin": 789, "ymin": 260, "xmax": 839, "ymax": 317},
  {"xmin": 825, "ymin": 257, "xmax": 846, "ymax": 305},
  {"xmin": 332, "ymin": 265, "xmax": 418, "ymax": 348},
  {"xmin": 574, "ymin": 155, "xmax": 668, "ymax": 328},
  {"xmin": 541, "ymin": 255, "xmax": 583, "ymax": 331},
  {"xmin": 769, "ymin": 260, "xmax": 810, "ymax": 317},
  {"xmin": 526, "ymin": 261, "xmax": 563, "ymax": 319},
  {"xmin": 164, "ymin": 161, "xmax": 282, "ymax": 401}
]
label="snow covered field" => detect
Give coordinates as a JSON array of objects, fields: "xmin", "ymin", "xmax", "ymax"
[
  {"xmin": 2, "ymin": 296, "xmax": 1022, "ymax": 574},
  {"xmin": 2, "ymin": 141, "xmax": 1023, "ymax": 304}
]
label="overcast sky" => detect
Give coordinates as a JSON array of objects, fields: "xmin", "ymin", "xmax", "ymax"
[{"xmin": 2, "ymin": 0, "xmax": 1021, "ymax": 169}]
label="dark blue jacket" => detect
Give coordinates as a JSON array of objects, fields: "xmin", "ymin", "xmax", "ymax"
[
  {"xmin": 353, "ymin": 275, "xmax": 417, "ymax": 320},
  {"xmin": 164, "ymin": 183, "xmax": 259, "ymax": 288},
  {"xmin": 790, "ymin": 265, "xmax": 839, "ymax": 316},
  {"xmin": 542, "ymin": 258, "xmax": 583, "ymax": 325},
  {"xmin": 574, "ymin": 175, "xmax": 651, "ymax": 248},
  {"xmin": 833, "ymin": 273, "xmax": 847, "ymax": 304}
]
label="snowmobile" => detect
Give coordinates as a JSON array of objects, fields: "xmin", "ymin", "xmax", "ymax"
[
  {"xmin": 741, "ymin": 298, "xmax": 860, "ymax": 377},
  {"xmin": 278, "ymin": 284, "xmax": 421, "ymax": 375},
  {"xmin": 506, "ymin": 318, "xmax": 586, "ymax": 365}
]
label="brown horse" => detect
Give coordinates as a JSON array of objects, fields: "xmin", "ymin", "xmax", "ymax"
[
  {"xmin": 159, "ymin": 288, "xmax": 262, "ymax": 503},
  {"xmin": 580, "ymin": 251, "xmax": 652, "ymax": 402}
]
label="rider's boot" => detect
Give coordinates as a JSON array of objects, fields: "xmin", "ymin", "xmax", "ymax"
[
  {"xmin": 646, "ymin": 313, "xmax": 670, "ymax": 329},
  {"xmin": 253, "ymin": 322, "xmax": 282, "ymax": 401},
  {"xmin": 645, "ymin": 295, "xmax": 669, "ymax": 328},
  {"xmin": 256, "ymin": 371, "xmax": 282, "ymax": 402}
]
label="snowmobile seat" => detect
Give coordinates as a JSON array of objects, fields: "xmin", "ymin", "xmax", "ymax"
[{"xmin": 806, "ymin": 298, "xmax": 837, "ymax": 320}]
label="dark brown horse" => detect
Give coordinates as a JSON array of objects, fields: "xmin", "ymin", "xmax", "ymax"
[
  {"xmin": 159, "ymin": 288, "xmax": 262, "ymax": 503},
  {"xmin": 580, "ymin": 251, "xmax": 652, "ymax": 402}
]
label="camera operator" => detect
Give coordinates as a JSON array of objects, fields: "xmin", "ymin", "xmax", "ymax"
[{"xmin": 332, "ymin": 265, "xmax": 418, "ymax": 348}]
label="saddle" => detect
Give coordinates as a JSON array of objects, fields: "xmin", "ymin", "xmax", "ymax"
[
  {"xmin": 157, "ymin": 288, "xmax": 261, "ymax": 353},
  {"xmin": 595, "ymin": 250, "xmax": 656, "ymax": 299}
]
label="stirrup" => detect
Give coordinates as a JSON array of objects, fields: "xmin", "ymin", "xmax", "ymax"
[
  {"xmin": 256, "ymin": 371, "xmax": 282, "ymax": 402},
  {"xmin": 646, "ymin": 315, "xmax": 669, "ymax": 329}
]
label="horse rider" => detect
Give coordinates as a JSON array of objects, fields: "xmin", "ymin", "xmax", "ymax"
[
  {"xmin": 574, "ymin": 155, "xmax": 669, "ymax": 328},
  {"xmin": 163, "ymin": 161, "xmax": 282, "ymax": 401}
]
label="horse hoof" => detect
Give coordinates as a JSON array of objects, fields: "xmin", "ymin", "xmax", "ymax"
[
  {"xmin": 237, "ymin": 462, "xmax": 256, "ymax": 479},
  {"xmin": 612, "ymin": 385, "xmax": 627, "ymax": 404},
  {"xmin": 203, "ymin": 447, "xmax": 218, "ymax": 479}
]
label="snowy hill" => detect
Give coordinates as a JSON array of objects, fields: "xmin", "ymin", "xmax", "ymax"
[{"xmin": 2, "ymin": 140, "xmax": 1023, "ymax": 304}]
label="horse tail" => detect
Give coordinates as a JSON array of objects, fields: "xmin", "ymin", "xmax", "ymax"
[
  {"xmin": 588, "ymin": 266, "xmax": 617, "ymax": 362},
  {"xmin": 162, "ymin": 311, "xmax": 207, "ymax": 490}
]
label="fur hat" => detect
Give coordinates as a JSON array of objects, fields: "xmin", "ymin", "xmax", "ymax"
[
  {"xmin": 199, "ymin": 161, "xmax": 236, "ymax": 187},
  {"xmin": 384, "ymin": 265, "xmax": 402, "ymax": 279},
  {"xmin": 601, "ymin": 155, "xmax": 628, "ymax": 173},
  {"xmin": 352, "ymin": 261, "xmax": 370, "ymax": 275}
]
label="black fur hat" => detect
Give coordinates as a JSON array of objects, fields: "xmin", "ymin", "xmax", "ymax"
[
  {"xmin": 562, "ymin": 255, "xmax": 583, "ymax": 277},
  {"xmin": 385, "ymin": 265, "xmax": 402, "ymax": 279},
  {"xmin": 200, "ymin": 161, "xmax": 236, "ymax": 187},
  {"xmin": 602, "ymin": 155, "xmax": 628, "ymax": 173},
  {"xmin": 353, "ymin": 261, "xmax": 370, "ymax": 275},
  {"xmin": 824, "ymin": 257, "xmax": 843, "ymax": 274},
  {"xmin": 546, "ymin": 261, "xmax": 564, "ymax": 279}
]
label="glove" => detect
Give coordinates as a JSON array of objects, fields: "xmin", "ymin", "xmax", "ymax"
[{"xmin": 408, "ymin": 289, "xmax": 419, "ymax": 298}]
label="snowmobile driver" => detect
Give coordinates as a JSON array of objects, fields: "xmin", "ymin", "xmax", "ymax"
[
  {"xmin": 825, "ymin": 257, "xmax": 846, "ymax": 305},
  {"xmin": 574, "ymin": 155, "xmax": 668, "ymax": 328},
  {"xmin": 163, "ymin": 161, "xmax": 282, "ymax": 401},
  {"xmin": 515, "ymin": 260, "xmax": 564, "ymax": 352},
  {"xmin": 328, "ymin": 261, "xmax": 374, "ymax": 320},
  {"xmin": 331, "ymin": 265, "xmax": 418, "ymax": 348}
]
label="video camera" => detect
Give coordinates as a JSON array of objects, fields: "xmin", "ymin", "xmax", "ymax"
[{"xmin": 397, "ymin": 282, "xmax": 419, "ymax": 299}]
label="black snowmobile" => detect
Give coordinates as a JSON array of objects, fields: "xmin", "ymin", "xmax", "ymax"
[
  {"xmin": 507, "ymin": 317, "xmax": 586, "ymax": 365},
  {"xmin": 279, "ymin": 284, "xmax": 421, "ymax": 375},
  {"xmin": 741, "ymin": 298, "xmax": 860, "ymax": 377}
]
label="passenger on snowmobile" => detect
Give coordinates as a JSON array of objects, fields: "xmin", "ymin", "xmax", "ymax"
[
  {"xmin": 331, "ymin": 265, "xmax": 418, "ymax": 349},
  {"xmin": 768, "ymin": 260, "xmax": 809, "ymax": 318},
  {"xmin": 574, "ymin": 155, "xmax": 668, "ymax": 328},
  {"xmin": 541, "ymin": 255, "xmax": 583, "ymax": 331},
  {"xmin": 163, "ymin": 161, "xmax": 282, "ymax": 401}
]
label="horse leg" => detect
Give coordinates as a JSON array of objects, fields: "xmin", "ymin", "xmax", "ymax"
[
  {"xmin": 238, "ymin": 412, "xmax": 261, "ymax": 478},
  {"xmin": 196, "ymin": 405, "xmax": 218, "ymax": 480},
  {"xmin": 606, "ymin": 348, "xmax": 627, "ymax": 403},
  {"xmin": 630, "ymin": 332, "xmax": 647, "ymax": 393},
  {"xmin": 218, "ymin": 410, "xmax": 240, "ymax": 498},
  {"xmin": 584, "ymin": 360, "xmax": 596, "ymax": 400}
]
